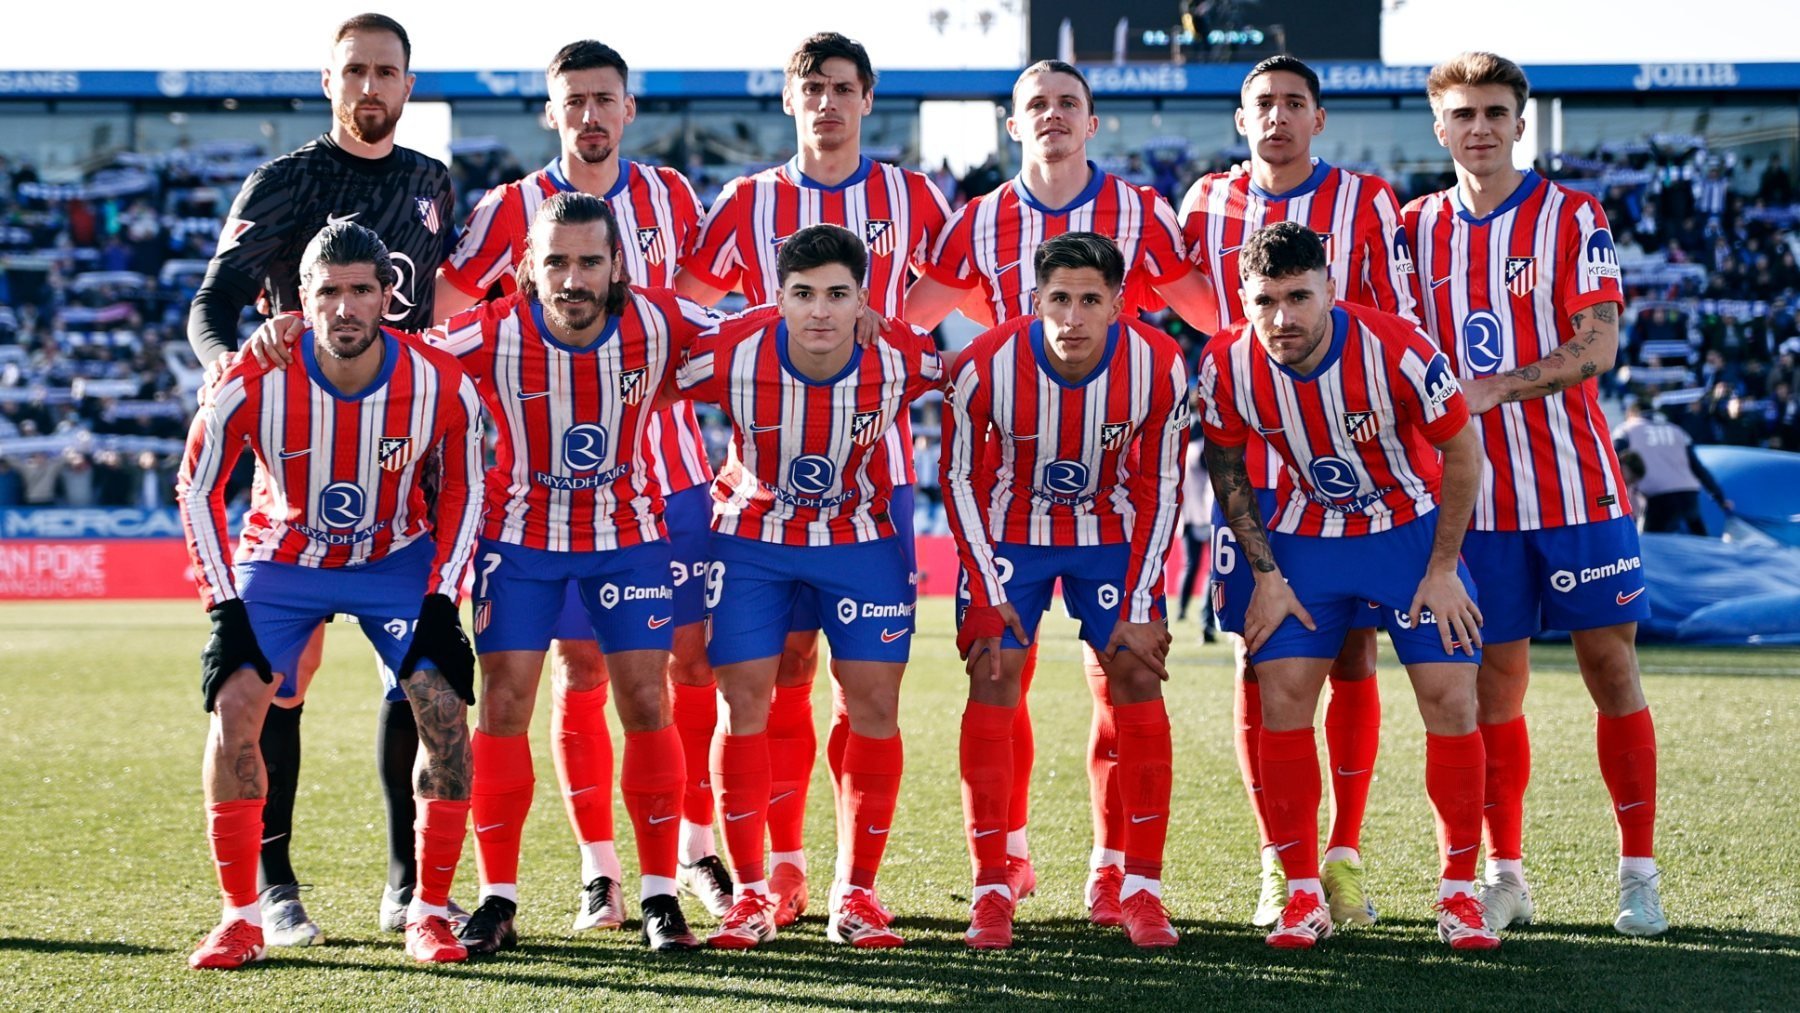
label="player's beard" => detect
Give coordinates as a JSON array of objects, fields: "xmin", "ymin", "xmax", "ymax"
[
  {"xmin": 545, "ymin": 287, "xmax": 604, "ymax": 332},
  {"xmin": 572, "ymin": 131, "xmax": 615, "ymax": 165},
  {"xmin": 338, "ymin": 99, "xmax": 399, "ymax": 145},
  {"xmin": 317, "ymin": 319, "xmax": 381, "ymax": 361}
]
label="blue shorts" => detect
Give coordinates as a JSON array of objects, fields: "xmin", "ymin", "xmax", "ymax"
[
  {"xmin": 954, "ymin": 541, "xmax": 1167, "ymax": 652},
  {"xmin": 1460, "ymin": 516, "xmax": 1650, "ymax": 643},
  {"xmin": 787, "ymin": 484, "xmax": 916, "ymax": 635},
  {"xmin": 549, "ymin": 485, "xmax": 714, "ymax": 639},
  {"xmin": 708, "ymin": 532, "xmax": 915, "ymax": 667},
  {"xmin": 234, "ymin": 538, "xmax": 433, "ymax": 699},
  {"xmin": 1254, "ymin": 512, "xmax": 1484, "ymax": 668},
  {"xmin": 472, "ymin": 538, "xmax": 675, "ymax": 655},
  {"xmin": 1211, "ymin": 491, "xmax": 1382, "ymax": 635}
]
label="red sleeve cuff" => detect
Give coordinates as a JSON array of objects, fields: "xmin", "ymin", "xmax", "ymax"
[
  {"xmin": 923, "ymin": 261, "xmax": 978, "ymax": 289},
  {"xmin": 441, "ymin": 264, "xmax": 488, "ymax": 300}
]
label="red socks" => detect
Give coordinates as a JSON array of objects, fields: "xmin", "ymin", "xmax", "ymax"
[
  {"xmin": 1007, "ymin": 645, "xmax": 1038, "ymax": 837},
  {"xmin": 1258, "ymin": 726, "xmax": 1322, "ymax": 880},
  {"xmin": 552, "ymin": 683, "xmax": 612, "ymax": 845},
  {"xmin": 1234, "ymin": 676, "xmax": 1272, "ymax": 847},
  {"xmin": 471, "ymin": 730, "xmax": 535, "ymax": 888},
  {"xmin": 712, "ymin": 732, "xmax": 770, "ymax": 886},
  {"xmin": 841, "ymin": 732, "xmax": 904, "ymax": 890},
  {"xmin": 671, "ymin": 680, "xmax": 718, "ymax": 826},
  {"xmin": 766, "ymin": 682, "xmax": 815, "ymax": 854},
  {"xmin": 1087, "ymin": 664, "xmax": 1124, "ymax": 854},
  {"xmin": 961, "ymin": 701, "xmax": 1015, "ymax": 887},
  {"xmin": 1115, "ymin": 699, "xmax": 1173, "ymax": 881},
  {"xmin": 1479, "ymin": 716, "xmax": 1530, "ymax": 861},
  {"xmin": 826, "ymin": 679, "xmax": 851, "ymax": 851},
  {"xmin": 1324, "ymin": 674, "xmax": 1380, "ymax": 852},
  {"xmin": 415, "ymin": 797, "xmax": 470, "ymax": 908},
  {"xmin": 207, "ymin": 798, "xmax": 263, "ymax": 908},
  {"xmin": 1597, "ymin": 707, "xmax": 1657, "ymax": 858},
  {"xmin": 1425, "ymin": 731, "xmax": 1486, "ymax": 882},
  {"xmin": 622, "ymin": 725, "xmax": 686, "ymax": 880}
]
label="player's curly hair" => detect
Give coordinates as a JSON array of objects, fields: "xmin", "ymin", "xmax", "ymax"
[
  {"xmin": 1242, "ymin": 54, "xmax": 1320, "ymax": 106},
  {"xmin": 787, "ymin": 33, "xmax": 876, "ymax": 94},
  {"xmin": 776, "ymin": 224, "xmax": 868, "ymax": 286},
  {"xmin": 548, "ymin": 40, "xmax": 628, "ymax": 82},
  {"xmin": 517, "ymin": 191, "xmax": 628, "ymax": 317},
  {"xmin": 1427, "ymin": 51, "xmax": 1530, "ymax": 116},
  {"xmin": 1238, "ymin": 221, "xmax": 1327, "ymax": 280},
  {"xmin": 299, "ymin": 221, "xmax": 396, "ymax": 290},
  {"xmin": 334, "ymin": 13, "xmax": 411, "ymax": 70},
  {"xmin": 1034, "ymin": 232, "xmax": 1124, "ymax": 290},
  {"xmin": 1014, "ymin": 59, "xmax": 1094, "ymax": 115}
]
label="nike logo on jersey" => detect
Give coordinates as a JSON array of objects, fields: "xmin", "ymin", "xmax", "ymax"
[
  {"xmin": 866, "ymin": 826, "xmax": 890, "ymax": 835},
  {"xmin": 1335, "ymin": 767, "xmax": 1370, "ymax": 777},
  {"xmin": 327, "ymin": 211, "xmax": 360, "ymax": 226},
  {"xmin": 995, "ymin": 261, "xmax": 1024, "ymax": 277},
  {"xmin": 1618, "ymin": 800, "xmax": 1649, "ymax": 811},
  {"xmin": 278, "ymin": 449, "xmax": 309, "ymax": 460},
  {"xmin": 972, "ymin": 828, "xmax": 1002, "ymax": 838},
  {"xmin": 1447, "ymin": 844, "xmax": 1478, "ymax": 856},
  {"xmin": 1255, "ymin": 425, "xmax": 1285, "ymax": 435},
  {"xmin": 1218, "ymin": 244, "xmax": 1242, "ymax": 256},
  {"xmin": 647, "ymin": 616, "xmax": 672, "ymax": 630},
  {"xmin": 1431, "ymin": 276, "xmax": 1452, "ymax": 289},
  {"xmin": 1005, "ymin": 430, "xmax": 1038, "ymax": 441},
  {"xmin": 748, "ymin": 422, "xmax": 782, "ymax": 433},
  {"xmin": 1616, "ymin": 588, "xmax": 1647, "ymax": 606},
  {"xmin": 769, "ymin": 790, "xmax": 797, "ymax": 805},
  {"xmin": 725, "ymin": 811, "xmax": 756, "ymax": 822},
  {"xmin": 648, "ymin": 814, "xmax": 679, "ymax": 824},
  {"xmin": 1130, "ymin": 814, "xmax": 1163, "ymax": 824},
  {"xmin": 880, "ymin": 628, "xmax": 908, "ymax": 643},
  {"xmin": 516, "ymin": 390, "xmax": 551, "ymax": 401},
  {"xmin": 475, "ymin": 822, "xmax": 506, "ymax": 833}
]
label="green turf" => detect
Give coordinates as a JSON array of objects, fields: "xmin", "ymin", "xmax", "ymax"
[{"xmin": 1, "ymin": 600, "xmax": 1796, "ymax": 1009}]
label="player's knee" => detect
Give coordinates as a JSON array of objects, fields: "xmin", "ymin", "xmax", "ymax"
[
  {"xmin": 1330, "ymin": 630, "xmax": 1379, "ymax": 680},
  {"xmin": 477, "ymin": 676, "xmax": 537, "ymax": 735},
  {"xmin": 775, "ymin": 632, "xmax": 820, "ymax": 686},
  {"xmin": 1412, "ymin": 669, "xmax": 1477, "ymax": 731},
  {"xmin": 1106, "ymin": 657, "xmax": 1164, "ymax": 705}
]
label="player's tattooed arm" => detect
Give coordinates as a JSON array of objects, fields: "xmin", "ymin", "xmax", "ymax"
[
  {"xmin": 1467, "ymin": 301, "xmax": 1621, "ymax": 410},
  {"xmin": 408, "ymin": 669, "xmax": 473, "ymax": 801},
  {"xmin": 1203, "ymin": 440, "xmax": 1278, "ymax": 576}
]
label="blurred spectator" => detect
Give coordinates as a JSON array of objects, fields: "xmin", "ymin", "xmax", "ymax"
[
  {"xmin": 0, "ymin": 458, "xmax": 20, "ymax": 506},
  {"xmin": 57, "ymin": 448, "xmax": 95, "ymax": 507},
  {"xmin": 135, "ymin": 450, "xmax": 177, "ymax": 508},
  {"xmin": 1614, "ymin": 398, "xmax": 1732, "ymax": 534},
  {"xmin": 912, "ymin": 434, "xmax": 944, "ymax": 535},
  {"xmin": 18, "ymin": 451, "xmax": 60, "ymax": 505}
]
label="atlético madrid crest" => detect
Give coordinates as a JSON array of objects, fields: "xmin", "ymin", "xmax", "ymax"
[
  {"xmin": 1506, "ymin": 256, "xmax": 1537, "ymax": 297},
  {"xmin": 637, "ymin": 227, "xmax": 664, "ymax": 265},
  {"xmin": 1100, "ymin": 421, "xmax": 1131, "ymax": 450},
  {"xmin": 618, "ymin": 367, "xmax": 650, "ymax": 406},
  {"xmin": 1342, "ymin": 411, "xmax": 1379, "ymax": 442},
  {"xmin": 378, "ymin": 436, "xmax": 412, "ymax": 471},
  {"xmin": 850, "ymin": 409, "xmax": 885, "ymax": 446},
  {"xmin": 864, "ymin": 220, "xmax": 896, "ymax": 258},
  {"xmin": 414, "ymin": 197, "xmax": 440, "ymax": 236}
]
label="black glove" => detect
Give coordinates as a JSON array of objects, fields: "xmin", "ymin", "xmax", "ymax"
[
  {"xmin": 399, "ymin": 593, "xmax": 476, "ymax": 704},
  {"xmin": 201, "ymin": 598, "xmax": 272, "ymax": 713}
]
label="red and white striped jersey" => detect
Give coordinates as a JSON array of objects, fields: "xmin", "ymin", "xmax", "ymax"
[
  {"xmin": 1197, "ymin": 304, "xmax": 1469, "ymax": 537},
  {"xmin": 941, "ymin": 316, "xmax": 1189, "ymax": 623},
  {"xmin": 441, "ymin": 157, "xmax": 712, "ymax": 496},
  {"xmin": 924, "ymin": 165, "xmax": 1189, "ymax": 325},
  {"xmin": 434, "ymin": 287, "xmax": 717, "ymax": 552},
  {"xmin": 178, "ymin": 331, "xmax": 484, "ymax": 608},
  {"xmin": 1179, "ymin": 160, "xmax": 1418, "ymax": 491},
  {"xmin": 1402, "ymin": 171, "xmax": 1630, "ymax": 531},
  {"xmin": 687, "ymin": 156, "xmax": 950, "ymax": 314},
  {"xmin": 674, "ymin": 315, "xmax": 944, "ymax": 546}
]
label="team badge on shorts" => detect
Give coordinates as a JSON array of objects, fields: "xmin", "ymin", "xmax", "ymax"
[
  {"xmin": 378, "ymin": 436, "xmax": 413, "ymax": 471},
  {"xmin": 1101, "ymin": 421, "xmax": 1131, "ymax": 450},
  {"xmin": 851, "ymin": 410, "xmax": 886, "ymax": 446},
  {"xmin": 864, "ymin": 220, "xmax": 895, "ymax": 257},
  {"xmin": 1506, "ymin": 256, "xmax": 1537, "ymax": 296},
  {"xmin": 619, "ymin": 367, "xmax": 650, "ymax": 406},
  {"xmin": 1210, "ymin": 579, "xmax": 1225, "ymax": 614},
  {"xmin": 1342, "ymin": 411, "xmax": 1379, "ymax": 442},
  {"xmin": 637, "ymin": 226, "xmax": 664, "ymax": 264},
  {"xmin": 474, "ymin": 598, "xmax": 493, "ymax": 635},
  {"xmin": 415, "ymin": 197, "xmax": 440, "ymax": 235}
]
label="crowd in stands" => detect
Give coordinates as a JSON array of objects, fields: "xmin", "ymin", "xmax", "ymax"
[{"xmin": 4, "ymin": 125, "xmax": 1798, "ymax": 509}]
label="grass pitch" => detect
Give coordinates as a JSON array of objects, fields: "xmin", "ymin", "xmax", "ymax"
[{"xmin": 1, "ymin": 600, "xmax": 1796, "ymax": 1010}]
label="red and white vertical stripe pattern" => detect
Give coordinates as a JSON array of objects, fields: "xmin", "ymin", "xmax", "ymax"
[
  {"xmin": 434, "ymin": 288, "xmax": 715, "ymax": 552},
  {"xmin": 674, "ymin": 315, "xmax": 944, "ymax": 546},
  {"xmin": 1196, "ymin": 305, "xmax": 1469, "ymax": 538},
  {"xmin": 1403, "ymin": 172, "xmax": 1630, "ymax": 532},
  {"xmin": 178, "ymin": 334, "xmax": 483, "ymax": 608},
  {"xmin": 940, "ymin": 316, "xmax": 1189, "ymax": 623}
]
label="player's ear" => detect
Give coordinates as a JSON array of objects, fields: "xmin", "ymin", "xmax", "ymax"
[
  {"xmin": 402, "ymin": 70, "xmax": 415, "ymax": 105},
  {"xmin": 1433, "ymin": 114, "xmax": 1448, "ymax": 149},
  {"xmin": 859, "ymin": 87, "xmax": 874, "ymax": 115},
  {"xmin": 1083, "ymin": 111, "xmax": 1099, "ymax": 141},
  {"xmin": 623, "ymin": 92, "xmax": 638, "ymax": 126},
  {"xmin": 543, "ymin": 98, "xmax": 556, "ymax": 131},
  {"xmin": 380, "ymin": 284, "xmax": 396, "ymax": 318},
  {"xmin": 1312, "ymin": 105, "xmax": 1326, "ymax": 137},
  {"xmin": 781, "ymin": 80, "xmax": 796, "ymax": 117},
  {"xmin": 320, "ymin": 67, "xmax": 332, "ymax": 101},
  {"xmin": 1005, "ymin": 113, "xmax": 1023, "ymax": 143},
  {"xmin": 1515, "ymin": 113, "xmax": 1526, "ymax": 141},
  {"xmin": 1234, "ymin": 106, "xmax": 1249, "ymax": 139}
]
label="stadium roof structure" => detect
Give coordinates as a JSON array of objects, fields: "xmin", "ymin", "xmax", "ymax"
[{"xmin": 0, "ymin": 61, "xmax": 1790, "ymax": 102}]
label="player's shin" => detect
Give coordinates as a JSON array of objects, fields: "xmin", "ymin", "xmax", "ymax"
[
  {"xmin": 1425, "ymin": 730, "xmax": 1487, "ymax": 890},
  {"xmin": 407, "ymin": 667, "xmax": 473, "ymax": 912},
  {"xmin": 712, "ymin": 731, "xmax": 773, "ymax": 894},
  {"xmin": 1007, "ymin": 645, "xmax": 1038, "ymax": 851},
  {"xmin": 1235, "ymin": 665, "xmax": 1274, "ymax": 847},
  {"xmin": 1324, "ymin": 667, "xmax": 1380, "ymax": 856},
  {"xmin": 670, "ymin": 678, "xmax": 719, "ymax": 847},
  {"xmin": 1258, "ymin": 726, "xmax": 1324, "ymax": 888},
  {"xmin": 553, "ymin": 681, "xmax": 615, "ymax": 851},
  {"xmin": 622, "ymin": 725, "xmax": 687, "ymax": 892},
  {"xmin": 209, "ymin": 799, "xmax": 266, "ymax": 917},
  {"xmin": 377, "ymin": 699, "xmax": 421, "ymax": 892},
  {"xmin": 470, "ymin": 730, "xmax": 534, "ymax": 900},
  {"xmin": 1087, "ymin": 658, "xmax": 1125, "ymax": 868},
  {"xmin": 1479, "ymin": 716, "xmax": 1530, "ymax": 864},
  {"xmin": 960, "ymin": 701, "xmax": 1016, "ymax": 893},
  {"xmin": 256, "ymin": 702, "xmax": 302, "ymax": 891},
  {"xmin": 766, "ymin": 681, "xmax": 816, "ymax": 857},
  {"xmin": 1114, "ymin": 699, "xmax": 1173, "ymax": 897},
  {"xmin": 1596, "ymin": 707, "xmax": 1658, "ymax": 860},
  {"xmin": 842, "ymin": 731, "xmax": 904, "ymax": 891}
]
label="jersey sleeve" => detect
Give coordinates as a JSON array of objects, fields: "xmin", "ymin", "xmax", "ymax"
[
  {"xmin": 908, "ymin": 172, "xmax": 954, "ymax": 274},
  {"xmin": 1120, "ymin": 349, "xmax": 1190, "ymax": 623},
  {"xmin": 443, "ymin": 181, "xmax": 521, "ymax": 299},
  {"xmin": 1354, "ymin": 177, "xmax": 1421, "ymax": 324},
  {"xmin": 939, "ymin": 347, "xmax": 1007, "ymax": 609},
  {"xmin": 425, "ymin": 367, "xmax": 485, "ymax": 600},
  {"xmin": 673, "ymin": 324, "xmax": 726, "ymax": 404},
  {"xmin": 1176, "ymin": 176, "xmax": 1213, "ymax": 276},
  {"xmin": 668, "ymin": 291, "xmax": 726, "ymax": 362},
  {"xmin": 686, "ymin": 177, "xmax": 748, "ymax": 292},
  {"xmin": 1196, "ymin": 333, "xmax": 1249, "ymax": 448},
  {"xmin": 895, "ymin": 322, "xmax": 947, "ymax": 400},
  {"xmin": 176, "ymin": 370, "xmax": 255, "ymax": 608},
  {"xmin": 665, "ymin": 169, "xmax": 707, "ymax": 264},
  {"xmin": 1137, "ymin": 186, "xmax": 1191, "ymax": 286},
  {"xmin": 430, "ymin": 298, "xmax": 503, "ymax": 382},
  {"xmin": 186, "ymin": 164, "xmax": 300, "ymax": 363},
  {"xmin": 1399, "ymin": 197, "xmax": 1430, "ymax": 326},
  {"xmin": 1392, "ymin": 326, "xmax": 1470, "ymax": 445},
  {"xmin": 923, "ymin": 201, "xmax": 982, "ymax": 290},
  {"xmin": 1556, "ymin": 194, "xmax": 1627, "ymax": 322}
]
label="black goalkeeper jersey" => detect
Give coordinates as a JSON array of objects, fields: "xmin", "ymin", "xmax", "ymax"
[{"xmin": 187, "ymin": 134, "xmax": 455, "ymax": 364}]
